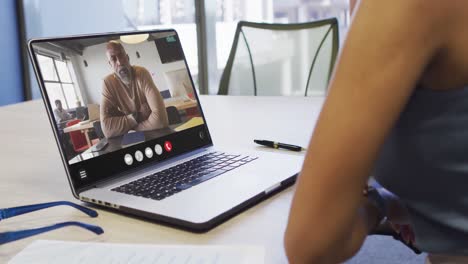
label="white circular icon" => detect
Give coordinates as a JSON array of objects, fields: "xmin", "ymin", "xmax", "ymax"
[
  {"xmin": 145, "ymin": 147, "xmax": 153, "ymax": 158},
  {"xmin": 154, "ymin": 144, "xmax": 163, "ymax": 155},
  {"xmin": 135, "ymin": 150, "xmax": 144, "ymax": 162},
  {"xmin": 124, "ymin": 154, "xmax": 133, "ymax": 165}
]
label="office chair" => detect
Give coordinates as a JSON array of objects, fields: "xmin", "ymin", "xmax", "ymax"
[
  {"xmin": 92, "ymin": 121, "xmax": 105, "ymax": 139},
  {"xmin": 160, "ymin": 90, "xmax": 172, "ymax": 99},
  {"xmin": 166, "ymin": 106, "xmax": 182, "ymax": 125},
  {"xmin": 75, "ymin": 106, "xmax": 88, "ymax": 120},
  {"xmin": 218, "ymin": 18, "xmax": 339, "ymax": 96},
  {"xmin": 66, "ymin": 119, "xmax": 90, "ymax": 153}
]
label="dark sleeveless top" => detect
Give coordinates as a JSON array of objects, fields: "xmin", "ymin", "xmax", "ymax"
[{"xmin": 374, "ymin": 86, "xmax": 468, "ymax": 254}]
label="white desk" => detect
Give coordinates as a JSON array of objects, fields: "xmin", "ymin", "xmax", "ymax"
[{"xmin": 0, "ymin": 95, "xmax": 324, "ymax": 263}]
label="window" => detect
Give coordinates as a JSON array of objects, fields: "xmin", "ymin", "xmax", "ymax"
[{"xmin": 37, "ymin": 54, "xmax": 81, "ymax": 109}]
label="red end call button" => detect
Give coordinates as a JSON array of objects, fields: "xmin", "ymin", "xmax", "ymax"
[{"xmin": 164, "ymin": 141, "xmax": 172, "ymax": 152}]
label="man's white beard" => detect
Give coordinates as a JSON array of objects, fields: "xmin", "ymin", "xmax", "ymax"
[
  {"xmin": 118, "ymin": 68, "xmax": 131, "ymax": 85},
  {"xmin": 120, "ymin": 76, "xmax": 131, "ymax": 85}
]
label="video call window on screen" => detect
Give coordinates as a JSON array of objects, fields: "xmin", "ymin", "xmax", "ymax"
[{"xmin": 32, "ymin": 32, "xmax": 204, "ymax": 165}]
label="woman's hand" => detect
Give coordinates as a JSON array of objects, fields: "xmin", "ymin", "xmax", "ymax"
[{"xmin": 377, "ymin": 188, "xmax": 416, "ymax": 245}]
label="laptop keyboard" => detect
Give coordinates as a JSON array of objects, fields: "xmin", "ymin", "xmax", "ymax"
[{"xmin": 111, "ymin": 152, "xmax": 257, "ymax": 201}]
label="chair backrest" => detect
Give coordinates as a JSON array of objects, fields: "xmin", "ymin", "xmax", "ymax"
[
  {"xmin": 92, "ymin": 121, "xmax": 105, "ymax": 139},
  {"xmin": 160, "ymin": 90, "xmax": 172, "ymax": 99},
  {"xmin": 218, "ymin": 18, "xmax": 339, "ymax": 96},
  {"xmin": 166, "ymin": 106, "xmax": 182, "ymax": 125},
  {"xmin": 66, "ymin": 119, "xmax": 88, "ymax": 152},
  {"xmin": 75, "ymin": 106, "xmax": 88, "ymax": 120}
]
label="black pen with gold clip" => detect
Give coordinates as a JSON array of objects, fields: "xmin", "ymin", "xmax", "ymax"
[{"xmin": 254, "ymin": 139, "xmax": 306, "ymax": 152}]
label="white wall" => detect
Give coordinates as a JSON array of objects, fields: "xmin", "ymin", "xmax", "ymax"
[{"xmin": 71, "ymin": 40, "xmax": 190, "ymax": 105}]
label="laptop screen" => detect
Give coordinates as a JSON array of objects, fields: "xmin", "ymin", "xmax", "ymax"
[{"xmin": 29, "ymin": 30, "xmax": 212, "ymax": 191}]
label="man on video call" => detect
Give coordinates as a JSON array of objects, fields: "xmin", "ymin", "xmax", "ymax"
[
  {"xmin": 53, "ymin": 99, "xmax": 73, "ymax": 123},
  {"xmin": 100, "ymin": 40, "xmax": 168, "ymax": 138}
]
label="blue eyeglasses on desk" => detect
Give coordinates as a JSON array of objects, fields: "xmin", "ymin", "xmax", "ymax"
[{"xmin": 0, "ymin": 201, "xmax": 104, "ymax": 245}]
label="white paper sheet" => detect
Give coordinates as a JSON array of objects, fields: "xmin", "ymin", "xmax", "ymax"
[{"xmin": 9, "ymin": 240, "xmax": 265, "ymax": 264}]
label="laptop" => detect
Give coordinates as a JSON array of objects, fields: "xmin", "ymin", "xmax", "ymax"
[
  {"xmin": 87, "ymin": 104, "xmax": 100, "ymax": 121},
  {"xmin": 78, "ymin": 104, "xmax": 99, "ymax": 125},
  {"xmin": 28, "ymin": 29, "xmax": 303, "ymax": 232}
]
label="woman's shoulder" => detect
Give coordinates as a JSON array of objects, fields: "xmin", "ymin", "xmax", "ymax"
[
  {"xmin": 357, "ymin": 0, "xmax": 466, "ymax": 28},
  {"xmin": 353, "ymin": 0, "xmax": 468, "ymax": 63}
]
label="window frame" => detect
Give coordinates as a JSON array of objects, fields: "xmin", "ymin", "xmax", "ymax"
[{"xmin": 37, "ymin": 53, "xmax": 78, "ymax": 109}]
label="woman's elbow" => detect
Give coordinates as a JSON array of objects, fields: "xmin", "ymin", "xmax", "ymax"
[
  {"xmin": 284, "ymin": 236, "xmax": 307, "ymax": 264},
  {"xmin": 284, "ymin": 228, "xmax": 323, "ymax": 264},
  {"xmin": 284, "ymin": 227, "xmax": 362, "ymax": 264}
]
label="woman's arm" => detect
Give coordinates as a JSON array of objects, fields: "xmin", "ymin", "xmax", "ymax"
[{"xmin": 284, "ymin": 1, "xmax": 453, "ymax": 263}]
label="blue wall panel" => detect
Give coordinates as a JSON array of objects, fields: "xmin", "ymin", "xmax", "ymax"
[{"xmin": 0, "ymin": 0, "xmax": 24, "ymax": 106}]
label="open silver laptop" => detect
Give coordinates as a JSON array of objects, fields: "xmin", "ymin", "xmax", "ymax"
[
  {"xmin": 87, "ymin": 103, "xmax": 100, "ymax": 121},
  {"xmin": 28, "ymin": 29, "xmax": 303, "ymax": 231}
]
